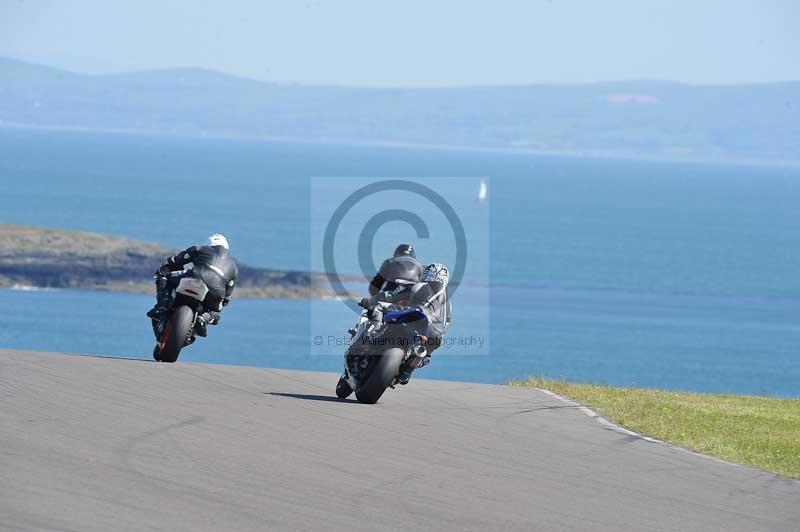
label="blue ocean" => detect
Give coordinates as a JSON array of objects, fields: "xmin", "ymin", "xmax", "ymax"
[{"xmin": 2, "ymin": 128, "xmax": 800, "ymax": 396}]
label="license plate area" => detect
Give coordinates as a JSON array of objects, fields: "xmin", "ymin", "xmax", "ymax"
[{"xmin": 176, "ymin": 277, "xmax": 209, "ymax": 301}]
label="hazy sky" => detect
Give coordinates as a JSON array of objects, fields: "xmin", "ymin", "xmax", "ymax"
[{"xmin": 1, "ymin": 0, "xmax": 798, "ymax": 86}]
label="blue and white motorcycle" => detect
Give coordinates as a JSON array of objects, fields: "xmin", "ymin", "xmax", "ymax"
[{"xmin": 336, "ymin": 299, "xmax": 432, "ymax": 404}]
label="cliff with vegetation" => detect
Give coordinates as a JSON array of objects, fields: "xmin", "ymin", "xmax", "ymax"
[{"xmin": 0, "ymin": 225, "xmax": 337, "ymax": 299}]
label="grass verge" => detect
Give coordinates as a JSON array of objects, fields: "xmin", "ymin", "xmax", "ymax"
[{"xmin": 513, "ymin": 378, "xmax": 800, "ymax": 479}]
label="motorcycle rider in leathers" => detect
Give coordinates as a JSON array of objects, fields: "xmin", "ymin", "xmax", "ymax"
[{"xmin": 147, "ymin": 233, "xmax": 238, "ymax": 337}]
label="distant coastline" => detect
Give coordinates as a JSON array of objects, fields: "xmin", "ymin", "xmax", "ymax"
[
  {"xmin": 0, "ymin": 224, "xmax": 349, "ymax": 299},
  {"xmin": 3, "ymin": 123, "xmax": 798, "ymax": 169},
  {"xmin": 3, "ymin": 56, "xmax": 798, "ymax": 167}
]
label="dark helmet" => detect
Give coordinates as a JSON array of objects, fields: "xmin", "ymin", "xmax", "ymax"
[{"xmin": 393, "ymin": 243, "xmax": 416, "ymax": 259}]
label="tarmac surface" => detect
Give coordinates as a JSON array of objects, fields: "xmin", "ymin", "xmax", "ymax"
[{"xmin": 1, "ymin": 349, "xmax": 798, "ymax": 531}]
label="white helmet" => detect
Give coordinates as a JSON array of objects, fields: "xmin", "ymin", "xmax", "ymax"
[
  {"xmin": 421, "ymin": 262, "xmax": 449, "ymax": 285},
  {"xmin": 208, "ymin": 233, "xmax": 229, "ymax": 250}
]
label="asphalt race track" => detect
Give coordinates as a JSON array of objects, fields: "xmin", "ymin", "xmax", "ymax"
[{"xmin": 1, "ymin": 349, "xmax": 798, "ymax": 532}]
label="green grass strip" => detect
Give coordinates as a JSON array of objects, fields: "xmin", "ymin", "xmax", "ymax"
[{"xmin": 513, "ymin": 379, "xmax": 800, "ymax": 479}]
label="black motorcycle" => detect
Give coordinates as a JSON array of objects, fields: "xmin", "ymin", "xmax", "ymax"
[
  {"xmin": 150, "ymin": 272, "xmax": 210, "ymax": 363},
  {"xmin": 337, "ymin": 301, "xmax": 431, "ymax": 404}
]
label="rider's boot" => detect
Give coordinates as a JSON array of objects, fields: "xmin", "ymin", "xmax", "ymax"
[
  {"xmin": 397, "ymin": 346, "xmax": 430, "ymax": 385},
  {"xmin": 146, "ymin": 306, "xmax": 168, "ymax": 320},
  {"xmin": 194, "ymin": 311, "xmax": 220, "ymax": 338},
  {"xmin": 147, "ymin": 276, "xmax": 171, "ymax": 319},
  {"xmin": 336, "ymin": 370, "xmax": 353, "ymax": 399},
  {"xmin": 195, "ymin": 315, "xmax": 208, "ymax": 337},
  {"xmin": 396, "ymin": 367, "xmax": 414, "ymax": 385}
]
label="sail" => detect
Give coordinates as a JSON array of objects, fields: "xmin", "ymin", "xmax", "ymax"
[{"xmin": 477, "ymin": 180, "xmax": 488, "ymax": 201}]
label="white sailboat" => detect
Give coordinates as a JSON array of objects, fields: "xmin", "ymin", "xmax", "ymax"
[{"xmin": 477, "ymin": 179, "xmax": 488, "ymax": 201}]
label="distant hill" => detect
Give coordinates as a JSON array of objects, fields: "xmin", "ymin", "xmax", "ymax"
[{"xmin": 1, "ymin": 57, "xmax": 798, "ymax": 164}]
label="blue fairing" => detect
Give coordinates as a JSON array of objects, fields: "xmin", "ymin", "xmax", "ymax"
[{"xmin": 384, "ymin": 308, "xmax": 427, "ymax": 324}]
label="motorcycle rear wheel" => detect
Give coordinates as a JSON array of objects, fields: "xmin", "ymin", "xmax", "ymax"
[
  {"xmin": 154, "ymin": 305, "xmax": 194, "ymax": 363},
  {"xmin": 355, "ymin": 347, "xmax": 404, "ymax": 404}
]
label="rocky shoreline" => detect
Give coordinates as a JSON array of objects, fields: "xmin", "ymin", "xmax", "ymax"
[{"xmin": 0, "ymin": 225, "xmax": 350, "ymax": 299}]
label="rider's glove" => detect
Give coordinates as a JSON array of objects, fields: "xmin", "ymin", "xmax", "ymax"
[{"xmin": 359, "ymin": 297, "xmax": 371, "ymax": 309}]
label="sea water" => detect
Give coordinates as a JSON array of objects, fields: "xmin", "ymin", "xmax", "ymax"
[{"xmin": 2, "ymin": 128, "xmax": 799, "ymax": 395}]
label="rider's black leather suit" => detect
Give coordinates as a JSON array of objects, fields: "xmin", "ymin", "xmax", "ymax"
[{"xmin": 157, "ymin": 245, "xmax": 238, "ymax": 322}]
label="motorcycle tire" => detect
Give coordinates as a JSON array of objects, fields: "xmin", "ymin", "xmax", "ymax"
[
  {"xmin": 355, "ymin": 347, "xmax": 404, "ymax": 404},
  {"xmin": 154, "ymin": 305, "xmax": 194, "ymax": 363}
]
